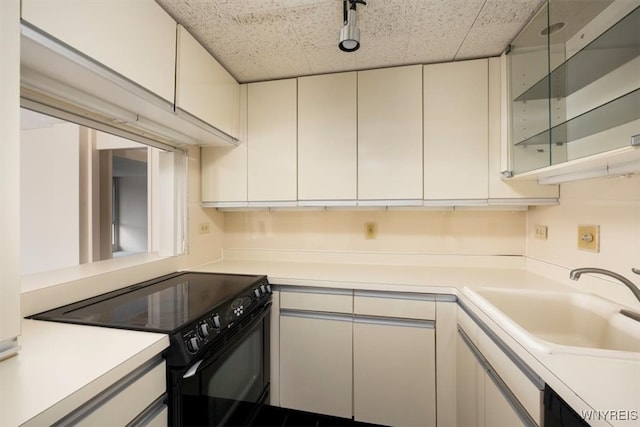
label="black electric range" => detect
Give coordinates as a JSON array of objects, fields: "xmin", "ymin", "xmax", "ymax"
[
  {"xmin": 30, "ymin": 271, "xmax": 272, "ymax": 367},
  {"xmin": 31, "ymin": 271, "xmax": 274, "ymax": 427}
]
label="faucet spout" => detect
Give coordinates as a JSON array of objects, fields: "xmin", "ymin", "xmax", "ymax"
[{"xmin": 569, "ymin": 267, "xmax": 640, "ymax": 304}]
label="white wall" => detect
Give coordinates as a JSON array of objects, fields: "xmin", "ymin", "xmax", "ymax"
[
  {"xmin": 117, "ymin": 176, "xmax": 148, "ymax": 253},
  {"xmin": 0, "ymin": 0, "xmax": 22, "ymax": 358},
  {"xmin": 21, "ymin": 145, "xmax": 225, "ymax": 316},
  {"xmin": 527, "ymin": 174, "xmax": 640, "ymax": 308},
  {"xmin": 223, "ymin": 210, "xmax": 526, "ymax": 256},
  {"xmin": 21, "ymin": 123, "xmax": 81, "ymax": 275}
]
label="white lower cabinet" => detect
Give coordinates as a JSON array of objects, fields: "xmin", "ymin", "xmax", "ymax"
[
  {"xmin": 457, "ymin": 306, "xmax": 543, "ymax": 427},
  {"xmin": 353, "ymin": 317, "xmax": 436, "ymax": 427},
  {"xmin": 278, "ymin": 288, "xmax": 544, "ymax": 427},
  {"xmin": 485, "ymin": 372, "xmax": 529, "ymax": 427},
  {"xmin": 279, "ymin": 289, "xmax": 353, "ymax": 418},
  {"xmin": 456, "ymin": 332, "xmax": 485, "ymax": 427},
  {"xmin": 278, "ymin": 288, "xmax": 439, "ymax": 426},
  {"xmin": 279, "ymin": 312, "xmax": 353, "ymax": 418},
  {"xmin": 59, "ymin": 358, "xmax": 167, "ymax": 426}
]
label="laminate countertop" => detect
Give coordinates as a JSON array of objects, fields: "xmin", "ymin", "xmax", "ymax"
[
  {"xmin": 191, "ymin": 257, "xmax": 640, "ymax": 427},
  {"xmin": 0, "ymin": 319, "xmax": 168, "ymax": 426}
]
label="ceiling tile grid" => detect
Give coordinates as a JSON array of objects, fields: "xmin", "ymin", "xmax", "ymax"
[{"xmin": 156, "ymin": 0, "xmax": 545, "ymax": 83}]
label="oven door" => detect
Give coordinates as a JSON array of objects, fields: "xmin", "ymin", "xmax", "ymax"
[{"xmin": 172, "ymin": 306, "xmax": 271, "ymax": 427}]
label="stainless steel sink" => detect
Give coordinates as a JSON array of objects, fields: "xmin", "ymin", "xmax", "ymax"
[{"xmin": 465, "ymin": 287, "xmax": 640, "ymax": 359}]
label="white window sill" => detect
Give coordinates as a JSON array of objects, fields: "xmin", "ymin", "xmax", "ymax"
[{"xmin": 21, "ymin": 252, "xmax": 170, "ymax": 293}]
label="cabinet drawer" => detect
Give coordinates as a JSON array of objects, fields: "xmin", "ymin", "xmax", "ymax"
[
  {"xmin": 477, "ymin": 331, "xmax": 543, "ymax": 425},
  {"xmin": 354, "ymin": 291, "xmax": 435, "ymax": 320},
  {"xmin": 73, "ymin": 361, "xmax": 166, "ymax": 427},
  {"xmin": 280, "ymin": 288, "xmax": 353, "ymax": 314}
]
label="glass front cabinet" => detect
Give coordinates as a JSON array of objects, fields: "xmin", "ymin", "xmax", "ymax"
[{"xmin": 507, "ymin": 0, "xmax": 640, "ymax": 176}]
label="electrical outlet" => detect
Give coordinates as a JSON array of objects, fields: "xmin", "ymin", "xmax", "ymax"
[
  {"xmin": 577, "ymin": 225, "xmax": 599, "ymax": 252},
  {"xmin": 365, "ymin": 222, "xmax": 377, "ymax": 239},
  {"xmin": 534, "ymin": 225, "xmax": 548, "ymax": 240},
  {"xmin": 199, "ymin": 222, "xmax": 211, "ymax": 234}
]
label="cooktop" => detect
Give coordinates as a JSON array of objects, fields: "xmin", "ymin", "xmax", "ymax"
[{"xmin": 30, "ymin": 272, "xmax": 267, "ymax": 333}]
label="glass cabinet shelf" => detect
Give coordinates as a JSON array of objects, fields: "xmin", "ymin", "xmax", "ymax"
[
  {"xmin": 514, "ymin": 88, "xmax": 640, "ymax": 146},
  {"xmin": 515, "ymin": 6, "xmax": 639, "ymax": 102},
  {"xmin": 508, "ymin": 1, "xmax": 640, "ymax": 175}
]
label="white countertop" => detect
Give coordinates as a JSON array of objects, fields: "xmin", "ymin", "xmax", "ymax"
[
  {"xmin": 4, "ymin": 255, "xmax": 638, "ymax": 426},
  {"xmin": 192, "ymin": 257, "xmax": 640, "ymax": 427},
  {"xmin": 0, "ymin": 319, "xmax": 169, "ymax": 427}
]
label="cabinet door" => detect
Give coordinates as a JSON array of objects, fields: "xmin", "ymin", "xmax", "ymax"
[
  {"xmin": 247, "ymin": 79, "xmax": 297, "ymax": 202},
  {"xmin": 21, "ymin": 0, "xmax": 176, "ymax": 102},
  {"xmin": 201, "ymin": 85, "xmax": 248, "ymax": 204},
  {"xmin": 279, "ymin": 312, "xmax": 352, "ymax": 418},
  {"xmin": 424, "ymin": 59, "xmax": 489, "ymax": 200},
  {"xmin": 456, "ymin": 332, "xmax": 485, "ymax": 427},
  {"xmin": 358, "ymin": 65, "xmax": 423, "ymax": 201},
  {"xmin": 176, "ymin": 26, "xmax": 240, "ymax": 138},
  {"xmin": 298, "ymin": 72, "xmax": 357, "ymax": 201},
  {"xmin": 485, "ymin": 373, "xmax": 527, "ymax": 427},
  {"xmin": 488, "ymin": 57, "xmax": 559, "ymax": 200},
  {"xmin": 353, "ymin": 318, "xmax": 436, "ymax": 427}
]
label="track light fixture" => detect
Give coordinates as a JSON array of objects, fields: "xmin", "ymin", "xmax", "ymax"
[{"xmin": 339, "ymin": 0, "xmax": 366, "ymax": 52}]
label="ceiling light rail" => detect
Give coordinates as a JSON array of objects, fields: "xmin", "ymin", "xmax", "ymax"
[{"xmin": 339, "ymin": 0, "xmax": 367, "ymax": 52}]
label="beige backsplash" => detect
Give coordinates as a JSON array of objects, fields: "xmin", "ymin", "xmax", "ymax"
[
  {"xmin": 219, "ymin": 174, "xmax": 639, "ymax": 308},
  {"xmin": 527, "ymin": 174, "xmax": 640, "ymax": 275},
  {"xmin": 223, "ymin": 209, "xmax": 526, "ymax": 256},
  {"xmin": 526, "ymin": 174, "xmax": 640, "ymax": 307}
]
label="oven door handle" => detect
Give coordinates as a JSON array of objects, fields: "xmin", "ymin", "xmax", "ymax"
[{"xmin": 183, "ymin": 360, "xmax": 204, "ymax": 379}]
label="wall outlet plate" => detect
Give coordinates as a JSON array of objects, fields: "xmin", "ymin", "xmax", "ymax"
[
  {"xmin": 577, "ymin": 225, "xmax": 599, "ymax": 252},
  {"xmin": 199, "ymin": 222, "xmax": 211, "ymax": 234},
  {"xmin": 365, "ymin": 222, "xmax": 377, "ymax": 239},
  {"xmin": 534, "ymin": 225, "xmax": 548, "ymax": 240}
]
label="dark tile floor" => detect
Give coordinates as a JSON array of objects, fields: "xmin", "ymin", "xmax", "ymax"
[{"xmin": 252, "ymin": 405, "xmax": 386, "ymax": 427}]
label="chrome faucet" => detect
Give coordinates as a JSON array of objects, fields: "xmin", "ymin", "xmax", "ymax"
[{"xmin": 569, "ymin": 267, "xmax": 640, "ymax": 322}]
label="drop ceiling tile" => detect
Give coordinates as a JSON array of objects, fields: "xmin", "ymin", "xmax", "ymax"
[
  {"xmin": 304, "ymin": 46, "xmax": 359, "ymax": 75},
  {"xmin": 259, "ymin": 52, "xmax": 313, "ymax": 81},
  {"xmin": 405, "ymin": 0, "xmax": 485, "ymax": 63},
  {"xmin": 157, "ymin": 0, "xmax": 547, "ymax": 82},
  {"xmin": 289, "ymin": 3, "xmax": 342, "ymax": 50},
  {"xmin": 456, "ymin": 0, "xmax": 545, "ymax": 59}
]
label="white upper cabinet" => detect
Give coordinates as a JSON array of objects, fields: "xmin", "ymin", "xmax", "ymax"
[
  {"xmin": 358, "ymin": 65, "xmax": 423, "ymax": 201},
  {"xmin": 424, "ymin": 59, "xmax": 489, "ymax": 201},
  {"xmin": 21, "ymin": 0, "xmax": 176, "ymax": 103},
  {"xmin": 247, "ymin": 79, "xmax": 297, "ymax": 203},
  {"xmin": 201, "ymin": 85, "xmax": 248, "ymax": 205},
  {"xmin": 298, "ymin": 72, "xmax": 357, "ymax": 202},
  {"xmin": 488, "ymin": 57, "xmax": 559, "ymax": 200},
  {"xmin": 176, "ymin": 26, "xmax": 240, "ymax": 139}
]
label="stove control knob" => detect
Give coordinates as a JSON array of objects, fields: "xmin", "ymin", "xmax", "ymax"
[
  {"xmin": 253, "ymin": 288, "xmax": 261, "ymax": 298},
  {"xmin": 260, "ymin": 284, "xmax": 267, "ymax": 294},
  {"xmin": 197, "ymin": 322, "xmax": 209, "ymax": 338},
  {"xmin": 266, "ymin": 284, "xmax": 272, "ymax": 294},
  {"xmin": 212, "ymin": 314, "xmax": 221, "ymax": 329},
  {"xmin": 187, "ymin": 336, "xmax": 200, "ymax": 353}
]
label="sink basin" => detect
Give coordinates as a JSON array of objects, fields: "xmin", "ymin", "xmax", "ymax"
[{"xmin": 465, "ymin": 287, "xmax": 640, "ymax": 359}]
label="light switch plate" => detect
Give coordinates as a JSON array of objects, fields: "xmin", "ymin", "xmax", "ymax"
[{"xmin": 577, "ymin": 225, "xmax": 599, "ymax": 252}]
